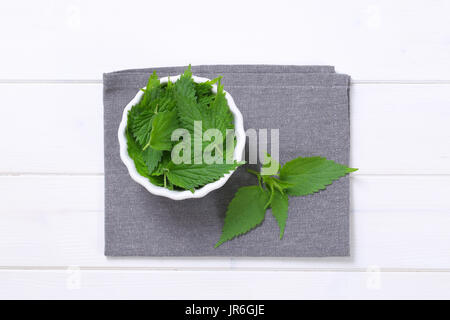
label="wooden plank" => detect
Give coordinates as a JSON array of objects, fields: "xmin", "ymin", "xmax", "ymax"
[
  {"xmin": 1, "ymin": 1, "xmax": 449, "ymax": 80},
  {"xmin": 1, "ymin": 270, "xmax": 449, "ymax": 299},
  {"xmin": 1, "ymin": 83, "xmax": 449, "ymax": 173},
  {"xmin": 0, "ymin": 176, "xmax": 103, "ymax": 213},
  {"xmin": 0, "ymin": 175, "xmax": 449, "ymax": 269},
  {"xmin": 0, "ymin": 83, "xmax": 103, "ymax": 173},
  {"xmin": 350, "ymin": 84, "xmax": 450, "ymax": 174}
]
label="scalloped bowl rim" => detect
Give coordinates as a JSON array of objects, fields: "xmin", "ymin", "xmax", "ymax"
[{"xmin": 118, "ymin": 75, "xmax": 246, "ymax": 200}]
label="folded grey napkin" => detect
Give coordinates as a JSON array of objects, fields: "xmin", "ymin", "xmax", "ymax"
[{"xmin": 103, "ymin": 65, "xmax": 351, "ymax": 257}]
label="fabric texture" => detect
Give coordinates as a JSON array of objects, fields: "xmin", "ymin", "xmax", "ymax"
[{"xmin": 103, "ymin": 65, "xmax": 351, "ymax": 257}]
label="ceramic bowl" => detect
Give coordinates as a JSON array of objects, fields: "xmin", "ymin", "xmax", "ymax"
[{"xmin": 118, "ymin": 75, "xmax": 245, "ymax": 200}]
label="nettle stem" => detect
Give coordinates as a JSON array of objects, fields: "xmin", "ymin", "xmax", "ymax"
[
  {"xmin": 247, "ymin": 169, "xmax": 263, "ymax": 190},
  {"xmin": 163, "ymin": 172, "xmax": 167, "ymax": 188},
  {"xmin": 264, "ymin": 184, "xmax": 275, "ymax": 210}
]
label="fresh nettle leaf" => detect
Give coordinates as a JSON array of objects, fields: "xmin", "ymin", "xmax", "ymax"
[
  {"xmin": 142, "ymin": 147, "xmax": 163, "ymax": 174},
  {"xmin": 270, "ymin": 189, "xmax": 289, "ymax": 239},
  {"xmin": 174, "ymin": 67, "xmax": 204, "ymax": 134},
  {"xmin": 157, "ymin": 95, "xmax": 177, "ymax": 113},
  {"xmin": 215, "ymin": 186, "xmax": 270, "ymax": 248},
  {"xmin": 166, "ymin": 161, "xmax": 241, "ymax": 191},
  {"xmin": 194, "ymin": 81, "xmax": 214, "ymax": 99},
  {"xmin": 131, "ymin": 108, "xmax": 154, "ymax": 147},
  {"xmin": 279, "ymin": 156, "xmax": 358, "ymax": 196},
  {"xmin": 207, "ymin": 80, "xmax": 234, "ymax": 137},
  {"xmin": 195, "ymin": 78, "xmax": 220, "ymax": 111},
  {"xmin": 147, "ymin": 109, "xmax": 179, "ymax": 151},
  {"xmin": 148, "ymin": 175, "xmax": 165, "ymax": 187},
  {"xmin": 125, "ymin": 124, "xmax": 150, "ymax": 178},
  {"xmin": 215, "ymin": 154, "xmax": 357, "ymax": 247},
  {"xmin": 140, "ymin": 71, "xmax": 161, "ymax": 106},
  {"xmin": 151, "ymin": 152, "xmax": 171, "ymax": 176}
]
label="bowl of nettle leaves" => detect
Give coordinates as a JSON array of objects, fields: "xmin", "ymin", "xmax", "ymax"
[{"xmin": 118, "ymin": 66, "xmax": 246, "ymax": 200}]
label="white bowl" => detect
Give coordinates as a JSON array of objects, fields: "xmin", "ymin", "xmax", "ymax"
[{"xmin": 118, "ymin": 75, "xmax": 246, "ymax": 200}]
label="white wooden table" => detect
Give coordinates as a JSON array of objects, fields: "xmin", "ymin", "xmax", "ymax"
[{"xmin": 1, "ymin": 0, "xmax": 450, "ymax": 299}]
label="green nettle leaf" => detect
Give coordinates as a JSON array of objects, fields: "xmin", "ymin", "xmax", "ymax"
[
  {"xmin": 208, "ymin": 81, "xmax": 234, "ymax": 136},
  {"xmin": 166, "ymin": 161, "xmax": 241, "ymax": 191},
  {"xmin": 131, "ymin": 108, "xmax": 154, "ymax": 147},
  {"xmin": 156, "ymin": 95, "xmax": 176, "ymax": 112},
  {"xmin": 148, "ymin": 110, "xmax": 179, "ymax": 151},
  {"xmin": 141, "ymin": 71, "xmax": 161, "ymax": 106},
  {"xmin": 142, "ymin": 147, "xmax": 163, "ymax": 174},
  {"xmin": 125, "ymin": 125, "xmax": 150, "ymax": 178},
  {"xmin": 270, "ymin": 189, "xmax": 289, "ymax": 239},
  {"xmin": 194, "ymin": 81, "xmax": 213, "ymax": 99},
  {"xmin": 130, "ymin": 73, "xmax": 164, "ymax": 135},
  {"xmin": 151, "ymin": 152, "xmax": 171, "ymax": 176},
  {"xmin": 148, "ymin": 175, "xmax": 164, "ymax": 187},
  {"xmin": 197, "ymin": 95, "xmax": 215, "ymax": 111},
  {"xmin": 279, "ymin": 156, "xmax": 357, "ymax": 196},
  {"xmin": 195, "ymin": 79, "xmax": 219, "ymax": 112},
  {"xmin": 174, "ymin": 67, "xmax": 204, "ymax": 133},
  {"xmin": 215, "ymin": 186, "xmax": 270, "ymax": 248}
]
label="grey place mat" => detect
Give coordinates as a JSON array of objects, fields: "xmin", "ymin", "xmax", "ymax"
[{"xmin": 103, "ymin": 65, "xmax": 351, "ymax": 257}]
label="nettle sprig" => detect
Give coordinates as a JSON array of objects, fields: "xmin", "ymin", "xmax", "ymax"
[{"xmin": 215, "ymin": 154, "xmax": 357, "ymax": 247}]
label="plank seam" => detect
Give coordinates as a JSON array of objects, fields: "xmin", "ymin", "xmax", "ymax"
[{"xmin": 0, "ymin": 266, "xmax": 450, "ymax": 272}]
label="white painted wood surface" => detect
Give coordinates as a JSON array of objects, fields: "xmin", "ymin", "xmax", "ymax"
[
  {"xmin": 2, "ymin": 270, "xmax": 450, "ymax": 300},
  {"xmin": 1, "ymin": 0, "xmax": 450, "ymax": 80},
  {"xmin": 1, "ymin": 0, "xmax": 450, "ymax": 299}
]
